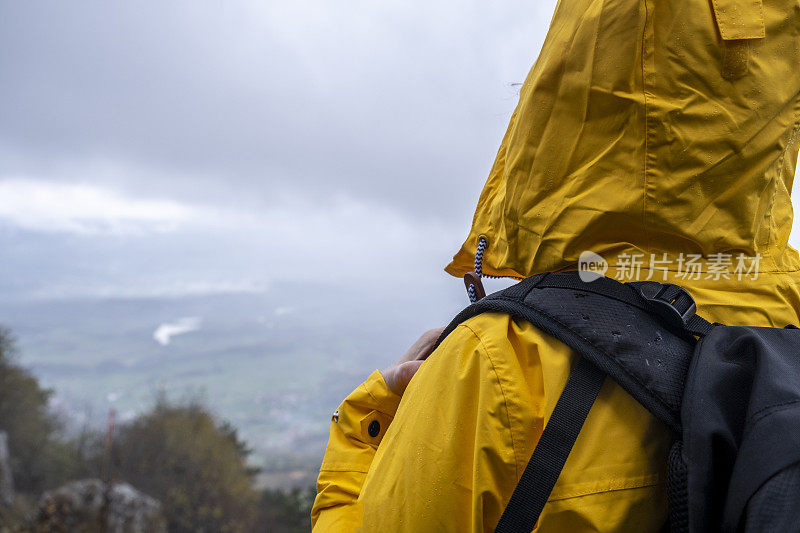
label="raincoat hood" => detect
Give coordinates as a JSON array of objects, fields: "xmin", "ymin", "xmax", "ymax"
[{"xmin": 446, "ymin": 0, "xmax": 800, "ymax": 279}]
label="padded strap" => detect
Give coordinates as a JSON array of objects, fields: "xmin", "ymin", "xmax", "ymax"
[
  {"xmin": 536, "ymin": 274, "xmax": 713, "ymax": 340},
  {"xmin": 494, "ymin": 357, "xmax": 606, "ymax": 533}
]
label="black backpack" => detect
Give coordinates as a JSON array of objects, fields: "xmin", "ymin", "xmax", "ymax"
[{"xmin": 435, "ymin": 271, "xmax": 800, "ymax": 532}]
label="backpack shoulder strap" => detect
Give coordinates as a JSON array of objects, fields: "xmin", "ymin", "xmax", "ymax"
[
  {"xmin": 494, "ymin": 355, "xmax": 605, "ymax": 532},
  {"xmin": 435, "ymin": 271, "xmax": 702, "ymax": 432},
  {"xmin": 434, "ymin": 271, "xmax": 708, "ymax": 532}
]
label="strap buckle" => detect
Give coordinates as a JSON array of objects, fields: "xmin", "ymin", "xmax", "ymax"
[{"xmin": 633, "ymin": 281, "xmax": 697, "ymax": 330}]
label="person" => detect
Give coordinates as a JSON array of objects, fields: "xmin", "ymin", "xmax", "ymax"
[{"xmin": 311, "ymin": 0, "xmax": 800, "ymax": 529}]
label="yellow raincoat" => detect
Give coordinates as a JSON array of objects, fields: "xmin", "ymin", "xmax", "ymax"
[{"xmin": 312, "ymin": 0, "xmax": 800, "ymax": 530}]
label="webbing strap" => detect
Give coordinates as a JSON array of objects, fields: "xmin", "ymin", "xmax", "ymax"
[
  {"xmin": 686, "ymin": 314, "xmax": 714, "ymax": 336},
  {"xmin": 533, "ymin": 273, "xmax": 645, "ymax": 309},
  {"xmin": 494, "ymin": 357, "xmax": 606, "ymax": 533}
]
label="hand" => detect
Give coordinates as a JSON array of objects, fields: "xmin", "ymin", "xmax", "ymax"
[{"xmin": 381, "ymin": 327, "xmax": 445, "ymax": 396}]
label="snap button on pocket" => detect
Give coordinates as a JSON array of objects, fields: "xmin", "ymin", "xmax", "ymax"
[
  {"xmin": 368, "ymin": 420, "xmax": 381, "ymax": 437},
  {"xmin": 360, "ymin": 410, "xmax": 389, "ymax": 442}
]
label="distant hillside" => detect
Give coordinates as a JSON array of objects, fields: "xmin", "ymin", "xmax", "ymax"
[{"xmin": 0, "ymin": 280, "xmax": 467, "ymax": 486}]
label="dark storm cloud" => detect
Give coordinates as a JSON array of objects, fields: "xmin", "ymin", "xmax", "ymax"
[{"xmin": 0, "ymin": 1, "xmax": 554, "ymax": 217}]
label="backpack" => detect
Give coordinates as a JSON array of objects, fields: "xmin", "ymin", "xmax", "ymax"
[{"xmin": 435, "ymin": 271, "xmax": 800, "ymax": 532}]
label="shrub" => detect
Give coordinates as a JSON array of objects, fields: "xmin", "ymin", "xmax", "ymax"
[{"xmin": 112, "ymin": 400, "xmax": 258, "ymax": 532}]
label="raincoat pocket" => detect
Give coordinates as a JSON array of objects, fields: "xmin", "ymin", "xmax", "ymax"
[{"xmin": 709, "ymin": 0, "xmax": 766, "ymax": 79}]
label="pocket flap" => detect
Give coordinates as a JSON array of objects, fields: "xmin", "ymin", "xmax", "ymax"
[{"xmin": 710, "ymin": 0, "xmax": 766, "ymax": 40}]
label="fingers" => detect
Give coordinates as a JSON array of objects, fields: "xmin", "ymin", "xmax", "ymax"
[
  {"xmin": 395, "ymin": 360, "xmax": 425, "ymax": 395},
  {"xmin": 410, "ymin": 327, "xmax": 446, "ymax": 361},
  {"xmin": 382, "ymin": 360, "xmax": 425, "ymax": 396},
  {"xmin": 395, "ymin": 327, "xmax": 445, "ymax": 365},
  {"xmin": 384, "ymin": 327, "xmax": 446, "ymax": 396}
]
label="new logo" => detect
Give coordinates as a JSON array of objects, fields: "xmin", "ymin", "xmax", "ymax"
[{"xmin": 578, "ymin": 251, "xmax": 608, "ymax": 282}]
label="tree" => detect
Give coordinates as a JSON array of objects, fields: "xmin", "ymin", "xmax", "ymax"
[
  {"xmin": 256, "ymin": 486, "xmax": 314, "ymax": 533},
  {"xmin": 0, "ymin": 327, "xmax": 80, "ymax": 494},
  {"xmin": 0, "ymin": 327, "xmax": 314, "ymax": 532},
  {"xmin": 112, "ymin": 400, "xmax": 258, "ymax": 532}
]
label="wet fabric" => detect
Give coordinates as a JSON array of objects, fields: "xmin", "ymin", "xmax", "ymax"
[{"xmin": 445, "ymin": 0, "xmax": 800, "ymax": 280}]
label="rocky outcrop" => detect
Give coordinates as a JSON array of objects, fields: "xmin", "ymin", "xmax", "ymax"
[
  {"xmin": 36, "ymin": 479, "xmax": 166, "ymax": 532},
  {"xmin": 0, "ymin": 432, "xmax": 13, "ymax": 506}
]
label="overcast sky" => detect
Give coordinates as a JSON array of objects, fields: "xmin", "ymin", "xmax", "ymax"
[
  {"xmin": 3, "ymin": 1, "xmax": 800, "ymax": 303},
  {"xmin": 0, "ymin": 0, "xmax": 562, "ymax": 301}
]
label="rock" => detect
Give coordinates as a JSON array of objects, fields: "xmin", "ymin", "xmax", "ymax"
[
  {"xmin": 36, "ymin": 479, "xmax": 166, "ymax": 533},
  {"xmin": 0, "ymin": 431, "xmax": 13, "ymax": 506}
]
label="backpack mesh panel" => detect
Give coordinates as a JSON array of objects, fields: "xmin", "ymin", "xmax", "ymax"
[{"xmin": 667, "ymin": 441, "xmax": 689, "ymax": 533}]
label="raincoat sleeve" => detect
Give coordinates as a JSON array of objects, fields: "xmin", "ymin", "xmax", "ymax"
[
  {"xmin": 311, "ymin": 319, "xmax": 527, "ymax": 532},
  {"xmin": 351, "ymin": 319, "xmax": 525, "ymax": 531},
  {"xmin": 311, "ymin": 369, "xmax": 402, "ymax": 530}
]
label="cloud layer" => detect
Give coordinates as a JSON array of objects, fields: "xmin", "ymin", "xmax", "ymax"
[
  {"xmin": 0, "ymin": 179, "xmax": 194, "ymax": 234},
  {"xmin": 2, "ymin": 1, "xmax": 799, "ymax": 303},
  {"xmin": 0, "ymin": 0, "xmax": 561, "ymax": 300}
]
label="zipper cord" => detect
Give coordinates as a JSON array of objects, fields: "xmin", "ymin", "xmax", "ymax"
[{"xmin": 467, "ymin": 237, "xmax": 488, "ymax": 303}]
